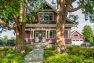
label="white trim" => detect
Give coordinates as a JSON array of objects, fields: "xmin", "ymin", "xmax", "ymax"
[
  {"xmin": 32, "ymin": 30, "xmax": 34, "ymax": 39},
  {"xmin": 46, "ymin": 30, "xmax": 47, "ymax": 39},
  {"xmin": 49, "ymin": 30, "xmax": 56, "ymax": 39},
  {"xmin": 64, "ymin": 29, "xmax": 70, "ymax": 39},
  {"xmin": 67, "ymin": 30, "xmax": 70, "ymax": 39},
  {"xmin": 67, "ymin": 29, "xmax": 71, "ymax": 39},
  {"xmin": 30, "ymin": 29, "xmax": 34, "ymax": 39},
  {"xmin": 39, "ymin": 9, "xmax": 54, "ymax": 12},
  {"xmin": 26, "ymin": 28, "xmax": 71, "ymax": 39},
  {"xmin": 30, "ymin": 29, "xmax": 31, "ymax": 39},
  {"xmin": 26, "ymin": 24, "xmax": 74, "ymax": 28},
  {"xmin": 25, "ymin": 29, "xmax": 30, "ymax": 31}
]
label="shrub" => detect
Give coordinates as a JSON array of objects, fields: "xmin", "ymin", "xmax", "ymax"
[
  {"xmin": 66, "ymin": 46, "xmax": 94, "ymax": 58},
  {"xmin": 44, "ymin": 49, "xmax": 56, "ymax": 59},
  {"xmin": 45, "ymin": 53, "xmax": 68, "ymax": 63},
  {"xmin": 0, "ymin": 47, "xmax": 29, "ymax": 63},
  {"xmin": 44, "ymin": 46, "xmax": 94, "ymax": 63},
  {"xmin": 45, "ymin": 53, "xmax": 84, "ymax": 63},
  {"xmin": 83, "ymin": 58, "xmax": 94, "ymax": 63}
]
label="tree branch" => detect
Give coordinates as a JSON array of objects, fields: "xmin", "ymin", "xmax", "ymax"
[
  {"xmin": 0, "ymin": 19, "xmax": 14, "ymax": 29},
  {"xmin": 68, "ymin": 0, "xmax": 84, "ymax": 12},
  {"xmin": 68, "ymin": 5, "xmax": 82, "ymax": 12}
]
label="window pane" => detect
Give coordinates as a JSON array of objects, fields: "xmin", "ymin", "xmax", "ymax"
[
  {"xmin": 39, "ymin": 13, "xmax": 53, "ymax": 21},
  {"xmin": 74, "ymin": 34, "xmax": 78, "ymax": 36},
  {"xmin": 39, "ymin": 13, "xmax": 44, "ymax": 21},
  {"xmin": 50, "ymin": 30, "xmax": 56, "ymax": 38}
]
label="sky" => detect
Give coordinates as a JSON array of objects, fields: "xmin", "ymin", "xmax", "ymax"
[
  {"xmin": 71, "ymin": 9, "xmax": 94, "ymax": 33},
  {"xmin": 0, "ymin": 0, "xmax": 94, "ymax": 39},
  {"xmin": 70, "ymin": 1, "xmax": 94, "ymax": 33},
  {"xmin": 0, "ymin": 30, "xmax": 15, "ymax": 39}
]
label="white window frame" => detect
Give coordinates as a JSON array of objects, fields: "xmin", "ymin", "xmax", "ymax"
[
  {"xmin": 38, "ymin": 12, "xmax": 54, "ymax": 21},
  {"xmin": 49, "ymin": 30, "xmax": 56, "ymax": 39}
]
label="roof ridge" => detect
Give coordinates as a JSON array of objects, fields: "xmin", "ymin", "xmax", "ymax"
[{"xmin": 44, "ymin": 0, "xmax": 57, "ymax": 12}]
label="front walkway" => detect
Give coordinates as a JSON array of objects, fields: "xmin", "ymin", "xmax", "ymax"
[{"xmin": 24, "ymin": 43, "xmax": 44, "ymax": 63}]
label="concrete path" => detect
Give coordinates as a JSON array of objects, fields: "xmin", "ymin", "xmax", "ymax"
[{"xmin": 24, "ymin": 43, "xmax": 44, "ymax": 63}]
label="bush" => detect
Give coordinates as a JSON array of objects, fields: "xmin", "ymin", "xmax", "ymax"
[
  {"xmin": 44, "ymin": 46, "xmax": 94, "ymax": 63},
  {"xmin": 45, "ymin": 53, "xmax": 94, "ymax": 63},
  {"xmin": 45, "ymin": 53, "xmax": 85, "ymax": 63},
  {"xmin": 0, "ymin": 47, "xmax": 29, "ymax": 63},
  {"xmin": 66, "ymin": 46, "xmax": 94, "ymax": 58},
  {"xmin": 44, "ymin": 49, "xmax": 56, "ymax": 58}
]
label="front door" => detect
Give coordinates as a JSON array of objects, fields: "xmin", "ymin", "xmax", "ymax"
[{"xmin": 34, "ymin": 30, "xmax": 46, "ymax": 42}]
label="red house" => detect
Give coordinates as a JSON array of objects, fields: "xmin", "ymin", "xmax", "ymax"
[
  {"xmin": 71, "ymin": 31, "xmax": 84, "ymax": 45},
  {"xmin": 24, "ymin": 3, "xmax": 73, "ymax": 45}
]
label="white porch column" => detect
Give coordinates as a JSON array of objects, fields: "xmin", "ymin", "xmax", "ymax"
[
  {"xmin": 69, "ymin": 30, "xmax": 71, "ymax": 39},
  {"xmin": 30, "ymin": 29, "xmax": 32, "ymax": 40},
  {"xmin": 32, "ymin": 30, "xmax": 34, "ymax": 39},
  {"xmin": 67, "ymin": 29, "xmax": 71, "ymax": 39},
  {"xmin": 48, "ymin": 30, "xmax": 50, "ymax": 39},
  {"xmin": 46, "ymin": 30, "xmax": 47, "ymax": 39}
]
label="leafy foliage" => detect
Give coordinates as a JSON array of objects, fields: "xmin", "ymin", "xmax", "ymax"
[
  {"xmin": 0, "ymin": 46, "xmax": 32, "ymax": 63},
  {"xmin": 66, "ymin": 46, "xmax": 94, "ymax": 58},
  {"xmin": 82, "ymin": 25, "xmax": 94, "ymax": 43},
  {"xmin": 0, "ymin": 0, "xmax": 47, "ymax": 30},
  {"xmin": 44, "ymin": 46, "xmax": 94, "ymax": 63},
  {"xmin": 27, "ymin": 1, "xmax": 48, "ymax": 23},
  {"xmin": 81, "ymin": 0, "xmax": 94, "ymax": 22},
  {"xmin": 1, "ymin": 36, "xmax": 8, "ymax": 45}
]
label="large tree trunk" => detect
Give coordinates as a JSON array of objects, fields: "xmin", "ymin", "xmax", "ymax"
[
  {"xmin": 15, "ymin": 23, "xmax": 26, "ymax": 51},
  {"xmin": 56, "ymin": 13, "xmax": 66, "ymax": 53},
  {"xmin": 15, "ymin": 0, "xmax": 27, "ymax": 51},
  {"xmin": 56, "ymin": 0, "xmax": 68, "ymax": 53}
]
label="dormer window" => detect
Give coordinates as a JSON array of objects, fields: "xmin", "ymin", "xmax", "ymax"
[{"xmin": 39, "ymin": 12, "xmax": 54, "ymax": 21}]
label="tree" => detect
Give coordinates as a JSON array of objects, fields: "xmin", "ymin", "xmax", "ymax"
[
  {"xmin": 82, "ymin": 25, "xmax": 93, "ymax": 43},
  {"xmin": 2, "ymin": 35, "xmax": 8, "ymax": 46},
  {"xmin": 56, "ymin": 0, "xmax": 94, "ymax": 53},
  {"xmin": 0, "ymin": 0, "xmax": 45, "ymax": 51},
  {"xmin": 11, "ymin": 36, "xmax": 16, "ymax": 44}
]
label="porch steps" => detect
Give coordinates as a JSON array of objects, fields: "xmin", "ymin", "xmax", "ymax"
[{"xmin": 24, "ymin": 43, "xmax": 44, "ymax": 63}]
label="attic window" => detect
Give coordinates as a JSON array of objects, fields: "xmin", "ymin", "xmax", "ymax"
[
  {"xmin": 39, "ymin": 12, "xmax": 54, "ymax": 21},
  {"xmin": 74, "ymin": 34, "xmax": 78, "ymax": 36}
]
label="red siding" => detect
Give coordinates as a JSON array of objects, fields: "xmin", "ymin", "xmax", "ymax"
[
  {"xmin": 24, "ymin": 31, "xmax": 30, "ymax": 38},
  {"xmin": 54, "ymin": 12, "xmax": 57, "ymax": 21},
  {"xmin": 71, "ymin": 31, "xmax": 83, "ymax": 40},
  {"xmin": 65, "ymin": 39, "xmax": 71, "ymax": 44}
]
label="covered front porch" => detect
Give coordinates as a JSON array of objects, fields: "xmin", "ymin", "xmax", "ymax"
[{"xmin": 25, "ymin": 24, "xmax": 72, "ymax": 44}]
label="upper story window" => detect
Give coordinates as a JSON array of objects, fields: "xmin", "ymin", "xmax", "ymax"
[{"xmin": 39, "ymin": 12, "xmax": 54, "ymax": 21}]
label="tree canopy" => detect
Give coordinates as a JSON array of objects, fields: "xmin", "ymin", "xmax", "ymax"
[
  {"xmin": 82, "ymin": 25, "xmax": 94, "ymax": 43},
  {"xmin": 0, "ymin": 0, "xmax": 47, "ymax": 51},
  {"xmin": 0, "ymin": 0, "xmax": 46, "ymax": 31}
]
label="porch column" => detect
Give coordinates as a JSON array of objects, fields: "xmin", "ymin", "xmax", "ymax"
[
  {"xmin": 30, "ymin": 29, "xmax": 32, "ymax": 40},
  {"xmin": 67, "ymin": 29, "xmax": 71, "ymax": 39},
  {"xmin": 46, "ymin": 30, "xmax": 47, "ymax": 39},
  {"xmin": 32, "ymin": 30, "xmax": 34, "ymax": 39}
]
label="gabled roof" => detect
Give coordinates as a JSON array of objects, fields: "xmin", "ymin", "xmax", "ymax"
[
  {"xmin": 44, "ymin": 0, "xmax": 57, "ymax": 12},
  {"xmin": 71, "ymin": 31, "xmax": 83, "ymax": 36}
]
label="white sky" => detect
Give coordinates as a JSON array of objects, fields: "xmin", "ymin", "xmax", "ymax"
[
  {"xmin": 71, "ymin": 9, "xmax": 94, "ymax": 33},
  {"xmin": 0, "ymin": 0, "xmax": 94, "ymax": 39},
  {"xmin": 0, "ymin": 30, "xmax": 15, "ymax": 39}
]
